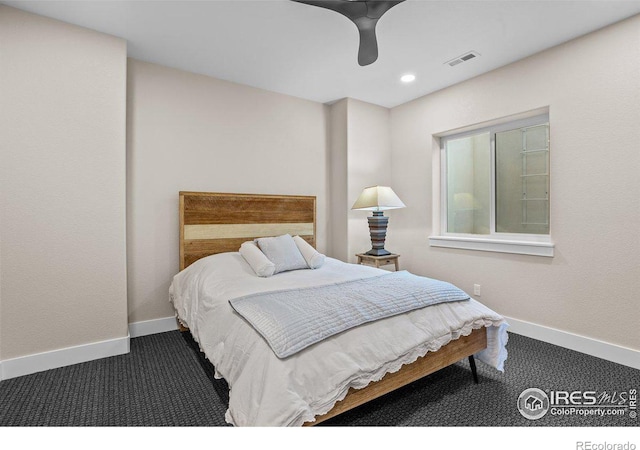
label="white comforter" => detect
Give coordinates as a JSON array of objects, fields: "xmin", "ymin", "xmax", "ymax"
[{"xmin": 169, "ymin": 253, "xmax": 509, "ymax": 427}]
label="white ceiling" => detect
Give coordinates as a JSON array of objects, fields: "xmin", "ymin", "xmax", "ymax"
[{"xmin": 4, "ymin": 0, "xmax": 640, "ymax": 108}]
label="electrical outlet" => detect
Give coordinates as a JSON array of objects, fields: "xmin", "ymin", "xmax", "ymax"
[{"xmin": 473, "ymin": 284, "xmax": 481, "ymax": 296}]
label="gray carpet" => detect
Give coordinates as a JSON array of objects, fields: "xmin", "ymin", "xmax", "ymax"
[{"xmin": 0, "ymin": 331, "xmax": 638, "ymax": 426}]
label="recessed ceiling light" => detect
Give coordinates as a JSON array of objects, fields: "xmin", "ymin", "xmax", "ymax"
[{"xmin": 400, "ymin": 74, "xmax": 416, "ymax": 83}]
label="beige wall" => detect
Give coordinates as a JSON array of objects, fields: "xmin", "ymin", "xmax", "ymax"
[
  {"xmin": 328, "ymin": 99, "xmax": 349, "ymax": 261},
  {"xmin": 0, "ymin": 7, "xmax": 128, "ymax": 359},
  {"xmin": 346, "ymin": 99, "xmax": 393, "ymax": 262},
  {"xmin": 390, "ymin": 15, "xmax": 640, "ymax": 350},
  {"xmin": 329, "ymin": 98, "xmax": 393, "ymax": 262},
  {"xmin": 328, "ymin": 98, "xmax": 393, "ymax": 263},
  {"xmin": 126, "ymin": 59, "xmax": 330, "ymax": 324},
  {"xmin": 1, "ymin": 3, "xmax": 637, "ymax": 372}
]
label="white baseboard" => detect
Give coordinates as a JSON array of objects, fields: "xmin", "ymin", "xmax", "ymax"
[
  {"xmin": 0, "ymin": 317, "xmax": 178, "ymax": 382},
  {"xmin": 504, "ymin": 316, "xmax": 640, "ymax": 370},
  {"xmin": 0, "ymin": 334, "xmax": 130, "ymax": 381},
  {"xmin": 129, "ymin": 316, "xmax": 178, "ymax": 338},
  {"xmin": 2, "ymin": 316, "xmax": 632, "ymax": 382}
]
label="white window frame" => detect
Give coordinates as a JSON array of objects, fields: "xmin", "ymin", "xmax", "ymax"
[{"xmin": 429, "ymin": 112, "xmax": 554, "ymax": 257}]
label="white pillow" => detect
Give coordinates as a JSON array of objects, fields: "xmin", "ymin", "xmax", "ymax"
[
  {"xmin": 239, "ymin": 241, "xmax": 276, "ymax": 277},
  {"xmin": 255, "ymin": 234, "xmax": 308, "ymax": 274},
  {"xmin": 293, "ymin": 235, "xmax": 325, "ymax": 269}
]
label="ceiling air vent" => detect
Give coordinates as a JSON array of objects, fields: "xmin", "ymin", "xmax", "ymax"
[{"xmin": 446, "ymin": 51, "xmax": 480, "ymax": 67}]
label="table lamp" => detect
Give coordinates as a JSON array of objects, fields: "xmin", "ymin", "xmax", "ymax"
[{"xmin": 351, "ymin": 186, "xmax": 405, "ymax": 256}]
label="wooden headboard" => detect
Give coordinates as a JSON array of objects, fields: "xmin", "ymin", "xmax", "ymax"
[{"xmin": 179, "ymin": 192, "xmax": 316, "ymax": 271}]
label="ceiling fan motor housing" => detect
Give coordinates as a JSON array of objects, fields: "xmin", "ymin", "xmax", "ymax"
[{"xmin": 292, "ymin": 0, "xmax": 406, "ymax": 66}]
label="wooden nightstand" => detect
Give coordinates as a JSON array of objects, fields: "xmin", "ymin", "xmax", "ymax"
[{"xmin": 356, "ymin": 253, "xmax": 400, "ymax": 271}]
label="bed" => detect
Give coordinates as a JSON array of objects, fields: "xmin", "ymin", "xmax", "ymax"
[{"xmin": 170, "ymin": 191, "xmax": 508, "ymax": 426}]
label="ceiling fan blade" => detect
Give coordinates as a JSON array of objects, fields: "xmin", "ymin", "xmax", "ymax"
[
  {"xmin": 292, "ymin": 0, "xmax": 405, "ymax": 66},
  {"xmin": 356, "ymin": 18, "xmax": 378, "ymax": 66}
]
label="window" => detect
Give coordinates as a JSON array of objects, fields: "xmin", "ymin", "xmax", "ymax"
[{"xmin": 430, "ymin": 113, "xmax": 554, "ymax": 257}]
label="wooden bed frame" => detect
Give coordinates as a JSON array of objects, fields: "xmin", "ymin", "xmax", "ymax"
[{"xmin": 177, "ymin": 191, "xmax": 487, "ymax": 426}]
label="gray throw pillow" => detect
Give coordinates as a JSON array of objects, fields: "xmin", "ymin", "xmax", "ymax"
[{"xmin": 256, "ymin": 234, "xmax": 308, "ymax": 274}]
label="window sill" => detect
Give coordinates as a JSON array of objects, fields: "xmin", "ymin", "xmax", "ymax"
[{"xmin": 429, "ymin": 235, "xmax": 554, "ymax": 257}]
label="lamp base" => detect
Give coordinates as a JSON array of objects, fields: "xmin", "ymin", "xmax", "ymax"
[
  {"xmin": 365, "ymin": 248, "xmax": 391, "ymax": 257},
  {"xmin": 366, "ymin": 211, "xmax": 391, "ymax": 257}
]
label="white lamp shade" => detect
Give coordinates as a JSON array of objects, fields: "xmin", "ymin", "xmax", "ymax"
[{"xmin": 351, "ymin": 186, "xmax": 406, "ymax": 211}]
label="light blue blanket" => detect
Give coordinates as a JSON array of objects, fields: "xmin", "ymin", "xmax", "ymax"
[{"xmin": 229, "ymin": 270, "xmax": 470, "ymax": 358}]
